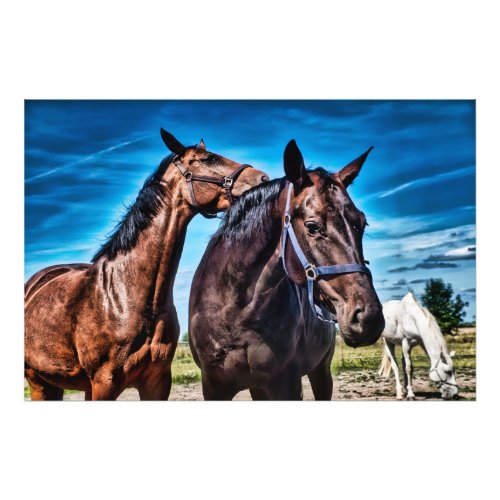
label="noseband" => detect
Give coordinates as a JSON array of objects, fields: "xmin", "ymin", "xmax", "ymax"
[
  {"xmin": 281, "ymin": 182, "xmax": 371, "ymax": 323},
  {"xmin": 173, "ymin": 158, "xmax": 252, "ymax": 219},
  {"xmin": 430, "ymin": 361, "xmax": 458, "ymax": 389}
]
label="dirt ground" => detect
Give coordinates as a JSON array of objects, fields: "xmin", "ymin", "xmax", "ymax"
[{"xmin": 61, "ymin": 367, "xmax": 476, "ymax": 401}]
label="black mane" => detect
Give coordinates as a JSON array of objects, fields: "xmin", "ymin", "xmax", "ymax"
[
  {"xmin": 213, "ymin": 168, "xmax": 332, "ymax": 247},
  {"xmin": 92, "ymin": 154, "xmax": 174, "ymax": 261}
]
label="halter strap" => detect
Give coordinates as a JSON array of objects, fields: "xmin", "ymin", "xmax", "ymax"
[
  {"xmin": 430, "ymin": 360, "xmax": 459, "ymax": 389},
  {"xmin": 281, "ymin": 182, "xmax": 371, "ymax": 323},
  {"xmin": 173, "ymin": 158, "xmax": 252, "ymax": 219}
]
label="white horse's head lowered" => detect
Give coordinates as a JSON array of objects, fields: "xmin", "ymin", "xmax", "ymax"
[
  {"xmin": 403, "ymin": 293, "xmax": 459, "ymax": 400},
  {"xmin": 428, "ymin": 349, "xmax": 458, "ymax": 400}
]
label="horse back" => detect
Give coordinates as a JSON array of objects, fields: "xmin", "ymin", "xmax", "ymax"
[{"xmin": 25, "ymin": 263, "xmax": 91, "ymax": 303}]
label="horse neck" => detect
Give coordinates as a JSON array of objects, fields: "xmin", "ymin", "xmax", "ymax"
[
  {"xmin": 94, "ymin": 168, "xmax": 195, "ymax": 315},
  {"xmin": 217, "ymin": 199, "xmax": 286, "ymax": 304},
  {"xmin": 412, "ymin": 306, "xmax": 447, "ymax": 361}
]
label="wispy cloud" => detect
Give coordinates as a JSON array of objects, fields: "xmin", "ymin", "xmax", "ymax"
[
  {"xmin": 368, "ymin": 166, "xmax": 475, "ymax": 200},
  {"xmin": 364, "ymin": 223, "xmax": 476, "ymax": 264},
  {"xmin": 25, "ymin": 134, "xmax": 153, "ymax": 183},
  {"xmin": 388, "ymin": 262, "xmax": 459, "ymax": 273},
  {"xmin": 28, "ymin": 244, "xmax": 96, "ymax": 256}
]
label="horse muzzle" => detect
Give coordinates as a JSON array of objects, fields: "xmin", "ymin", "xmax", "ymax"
[{"xmin": 337, "ymin": 301, "xmax": 385, "ymax": 347}]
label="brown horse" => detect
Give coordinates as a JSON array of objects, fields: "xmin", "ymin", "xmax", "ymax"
[
  {"xmin": 189, "ymin": 140, "xmax": 385, "ymax": 400},
  {"xmin": 25, "ymin": 129, "xmax": 269, "ymax": 400}
]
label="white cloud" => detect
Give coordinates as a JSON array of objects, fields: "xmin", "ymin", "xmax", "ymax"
[
  {"xmin": 369, "ymin": 166, "xmax": 474, "ymax": 200},
  {"xmin": 426, "ymin": 245, "xmax": 476, "ymax": 261}
]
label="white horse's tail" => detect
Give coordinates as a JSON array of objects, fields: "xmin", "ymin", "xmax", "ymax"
[{"xmin": 378, "ymin": 349, "xmax": 392, "ymax": 378}]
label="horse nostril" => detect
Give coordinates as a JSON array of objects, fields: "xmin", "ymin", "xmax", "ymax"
[
  {"xmin": 351, "ymin": 307, "xmax": 363, "ymax": 326},
  {"xmin": 261, "ymin": 175, "xmax": 270, "ymax": 183}
]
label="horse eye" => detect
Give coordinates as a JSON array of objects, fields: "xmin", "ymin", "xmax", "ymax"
[
  {"xmin": 203, "ymin": 155, "xmax": 217, "ymax": 164},
  {"xmin": 305, "ymin": 222, "xmax": 320, "ymax": 234}
]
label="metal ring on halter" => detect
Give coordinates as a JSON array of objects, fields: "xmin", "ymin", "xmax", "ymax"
[
  {"xmin": 305, "ymin": 264, "xmax": 318, "ymax": 280},
  {"xmin": 183, "ymin": 171, "xmax": 193, "ymax": 182},
  {"xmin": 223, "ymin": 177, "xmax": 234, "ymax": 188}
]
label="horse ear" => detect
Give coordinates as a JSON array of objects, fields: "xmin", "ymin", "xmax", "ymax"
[
  {"xmin": 337, "ymin": 146, "xmax": 374, "ymax": 188},
  {"xmin": 198, "ymin": 138, "xmax": 206, "ymax": 150},
  {"xmin": 160, "ymin": 128, "xmax": 186, "ymax": 156},
  {"xmin": 284, "ymin": 139, "xmax": 308, "ymax": 190}
]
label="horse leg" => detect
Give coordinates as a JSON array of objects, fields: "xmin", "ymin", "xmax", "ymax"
[
  {"xmin": 202, "ymin": 375, "xmax": 238, "ymax": 401},
  {"xmin": 25, "ymin": 368, "xmax": 64, "ymax": 401},
  {"xmin": 137, "ymin": 369, "xmax": 172, "ymax": 401},
  {"xmin": 249, "ymin": 387, "xmax": 272, "ymax": 400},
  {"xmin": 90, "ymin": 367, "xmax": 124, "ymax": 401},
  {"xmin": 401, "ymin": 339, "xmax": 415, "ymax": 400},
  {"xmin": 307, "ymin": 345, "xmax": 334, "ymax": 400},
  {"xmin": 385, "ymin": 341, "xmax": 404, "ymax": 400},
  {"xmin": 136, "ymin": 310, "xmax": 179, "ymax": 400},
  {"xmin": 266, "ymin": 364, "xmax": 303, "ymax": 400}
]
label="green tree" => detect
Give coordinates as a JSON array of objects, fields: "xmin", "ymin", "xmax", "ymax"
[
  {"xmin": 180, "ymin": 332, "xmax": 189, "ymax": 343},
  {"xmin": 421, "ymin": 278, "xmax": 469, "ymax": 335}
]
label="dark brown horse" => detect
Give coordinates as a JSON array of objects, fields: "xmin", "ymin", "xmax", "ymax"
[
  {"xmin": 189, "ymin": 140, "xmax": 385, "ymax": 400},
  {"xmin": 25, "ymin": 129, "xmax": 269, "ymax": 400}
]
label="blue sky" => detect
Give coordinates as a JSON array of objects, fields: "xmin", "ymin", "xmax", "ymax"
[{"xmin": 25, "ymin": 100, "xmax": 476, "ymax": 332}]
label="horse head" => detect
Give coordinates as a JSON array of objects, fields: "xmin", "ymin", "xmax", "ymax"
[
  {"xmin": 161, "ymin": 128, "xmax": 269, "ymax": 214},
  {"xmin": 282, "ymin": 140, "xmax": 385, "ymax": 347},
  {"xmin": 429, "ymin": 350, "xmax": 458, "ymax": 399}
]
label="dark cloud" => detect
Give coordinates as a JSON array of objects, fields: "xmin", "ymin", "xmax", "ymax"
[
  {"xmin": 388, "ymin": 262, "xmax": 459, "ymax": 273},
  {"xmin": 409, "ymin": 279, "xmax": 428, "ymax": 284}
]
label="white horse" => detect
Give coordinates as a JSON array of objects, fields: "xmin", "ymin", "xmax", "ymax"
[{"xmin": 378, "ymin": 292, "xmax": 458, "ymax": 400}]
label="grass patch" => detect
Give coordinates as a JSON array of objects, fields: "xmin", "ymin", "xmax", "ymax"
[
  {"xmin": 331, "ymin": 328, "xmax": 476, "ymax": 375},
  {"xmin": 171, "ymin": 345, "xmax": 201, "ymax": 384}
]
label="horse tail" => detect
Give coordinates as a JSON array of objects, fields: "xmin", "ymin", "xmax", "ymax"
[{"xmin": 378, "ymin": 349, "xmax": 392, "ymax": 378}]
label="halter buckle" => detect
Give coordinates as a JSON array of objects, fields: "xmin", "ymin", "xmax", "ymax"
[
  {"xmin": 183, "ymin": 171, "xmax": 193, "ymax": 182},
  {"xmin": 284, "ymin": 214, "xmax": 291, "ymax": 226},
  {"xmin": 223, "ymin": 177, "xmax": 234, "ymax": 188},
  {"xmin": 305, "ymin": 264, "xmax": 318, "ymax": 281}
]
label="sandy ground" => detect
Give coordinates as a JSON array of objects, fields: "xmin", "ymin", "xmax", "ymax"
[{"xmin": 59, "ymin": 368, "xmax": 476, "ymax": 401}]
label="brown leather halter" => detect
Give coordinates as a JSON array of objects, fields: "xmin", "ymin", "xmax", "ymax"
[{"xmin": 172, "ymin": 157, "xmax": 253, "ymax": 219}]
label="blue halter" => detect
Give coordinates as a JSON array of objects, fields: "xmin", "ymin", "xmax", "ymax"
[{"xmin": 281, "ymin": 182, "xmax": 371, "ymax": 323}]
